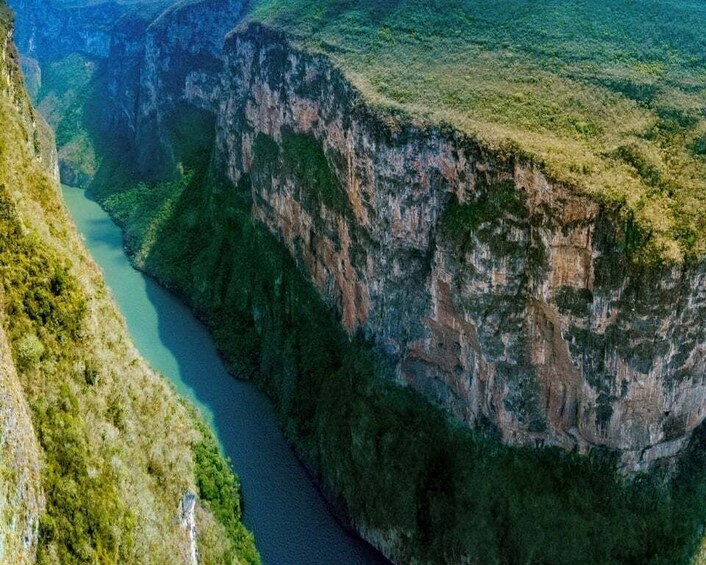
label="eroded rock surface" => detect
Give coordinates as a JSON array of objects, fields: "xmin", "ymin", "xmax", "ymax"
[{"xmin": 217, "ymin": 25, "xmax": 706, "ymax": 471}]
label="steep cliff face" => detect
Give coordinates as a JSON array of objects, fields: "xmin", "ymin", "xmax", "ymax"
[
  {"xmin": 12, "ymin": 0, "xmax": 121, "ymax": 61},
  {"xmin": 217, "ymin": 25, "xmax": 706, "ymax": 471},
  {"xmin": 106, "ymin": 0, "xmax": 245, "ymax": 176},
  {"xmin": 18, "ymin": 0, "xmax": 245, "ymax": 178},
  {"xmin": 0, "ymin": 12, "xmax": 46, "ymax": 562}
]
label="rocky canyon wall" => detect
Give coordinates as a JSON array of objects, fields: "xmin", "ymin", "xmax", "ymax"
[
  {"xmin": 13, "ymin": 0, "xmax": 706, "ymax": 473},
  {"xmin": 216, "ymin": 24, "xmax": 706, "ymax": 471}
]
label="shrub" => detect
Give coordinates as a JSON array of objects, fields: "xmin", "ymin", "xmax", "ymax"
[{"xmin": 16, "ymin": 333, "xmax": 44, "ymax": 369}]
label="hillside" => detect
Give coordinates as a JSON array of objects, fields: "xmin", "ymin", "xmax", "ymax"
[
  {"xmin": 247, "ymin": 0, "xmax": 706, "ymax": 263},
  {"xmin": 0, "ymin": 3, "xmax": 258, "ymax": 563}
]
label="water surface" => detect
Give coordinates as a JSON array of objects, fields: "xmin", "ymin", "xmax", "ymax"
[{"xmin": 61, "ymin": 184, "xmax": 387, "ymax": 565}]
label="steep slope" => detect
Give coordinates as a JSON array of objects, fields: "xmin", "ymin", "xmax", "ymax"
[
  {"xmin": 215, "ymin": 24, "xmax": 706, "ymax": 470},
  {"xmin": 0, "ymin": 6, "xmax": 45, "ymax": 563},
  {"xmin": 10, "ymin": 0, "xmax": 706, "ymax": 562},
  {"xmin": 0, "ymin": 3, "xmax": 258, "ymax": 563}
]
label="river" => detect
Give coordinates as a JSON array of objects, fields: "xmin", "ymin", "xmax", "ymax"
[{"xmin": 61, "ymin": 184, "xmax": 388, "ymax": 565}]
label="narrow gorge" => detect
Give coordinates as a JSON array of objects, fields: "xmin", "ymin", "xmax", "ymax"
[
  {"xmin": 5, "ymin": 0, "xmax": 706, "ymax": 562},
  {"xmin": 0, "ymin": 2, "xmax": 258, "ymax": 562}
]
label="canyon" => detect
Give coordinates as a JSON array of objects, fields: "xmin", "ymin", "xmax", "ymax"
[
  {"xmin": 7, "ymin": 0, "xmax": 706, "ymax": 562},
  {"xmin": 0, "ymin": 3, "xmax": 258, "ymax": 562},
  {"xmin": 17, "ymin": 0, "xmax": 706, "ymax": 471}
]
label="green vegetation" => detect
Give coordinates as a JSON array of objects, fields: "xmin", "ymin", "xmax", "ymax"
[
  {"xmin": 440, "ymin": 182, "xmax": 530, "ymax": 257},
  {"xmin": 0, "ymin": 1, "xmax": 11, "ymax": 29},
  {"xmin": 554, "ymin": 286, "xmax": 595, "ymax": 318},
  {"xmin": 252, "ymin": 130, "xmax": 351, "ymax": 216},
  {"xmin": 34, "ymin": 53, "xmax": 99, "ymax": 183},
  {"xmin": 192, "ymin": 418, "xmax": 261, "ymax": 565},
  {"xmin": 247, "ymin": 0, "xmax": 706, "ymax": 262},
  {"xmin": 281, "ymin": 131, "xmax": 351, "ymax": 214},
  {"xmin": 0, "ymin": 6, "xmax": 258, "ymax": 563}
]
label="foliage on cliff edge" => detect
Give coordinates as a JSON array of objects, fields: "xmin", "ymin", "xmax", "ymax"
[{"xmin": 248, "ymin": 0, "xmax": 706, "ymax": 263}]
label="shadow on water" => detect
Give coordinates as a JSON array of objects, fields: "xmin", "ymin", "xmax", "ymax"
[{"xmin": 62, "ymin": 185, "xmax": 388, "ymax": 565}]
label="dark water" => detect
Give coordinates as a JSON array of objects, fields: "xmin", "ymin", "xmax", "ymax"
[{"xmin": 61, "ymin": 184, "xmax": 388, "ymax": 565}]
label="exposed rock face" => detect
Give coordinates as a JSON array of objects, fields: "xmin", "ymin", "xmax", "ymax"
[
  {"xmin": 83, "ymin": 0, "xmax": 240, "ymax": 177},
  {"xmin": 14, "ymin": 0, "xmax": 245, "ymax": 179},
  {"xmin": 12, "ymin": 0, "xmax": 121, "ymax": 61},
  {"xmin": 0, "ymin": 324, "xmax": 44, "ymax": 564},
  {"xmin": 180, "ymin": 491, "xmax": 198, "ymax": 565},
  {"xmin": 11, "ymin": 0, "xmax": 706, "ymax": 473},
  {"xmin": 216, "ymin": 25, "xmax": 706, "ymax": 471}
]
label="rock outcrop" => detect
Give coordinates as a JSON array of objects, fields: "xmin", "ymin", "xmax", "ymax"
[
  {"xmin": 0, "ymin": 321, "xmax": 44, "ymax": 565},
  {"xmin": 11, "ymin": 0, "xmax": 706, "ymax": 474},
  {"xmin": 180, "ymin": 491, "xmax": 198, "ymax": 565},
  {"xmin": 215, "ymin": 25, "xmax": 706, "ymax": 471}
]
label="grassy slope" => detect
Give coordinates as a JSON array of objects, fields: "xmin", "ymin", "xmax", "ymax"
[
  {"xmin": 247, "ymin": 0, "xmax": 706, "ymax": 263},
  {"xmin": 0, "ymin": 6, "xmax": 258, "ymax": 564}
]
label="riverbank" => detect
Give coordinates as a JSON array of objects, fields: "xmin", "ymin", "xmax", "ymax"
[{"xmin": 61, "ymin": 183, "xmax": 388, "ymax": 565}]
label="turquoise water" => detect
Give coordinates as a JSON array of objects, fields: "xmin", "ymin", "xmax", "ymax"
[{"xmin": 61, "ymin": 184, "xmax": 387, "ymax": 565}]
